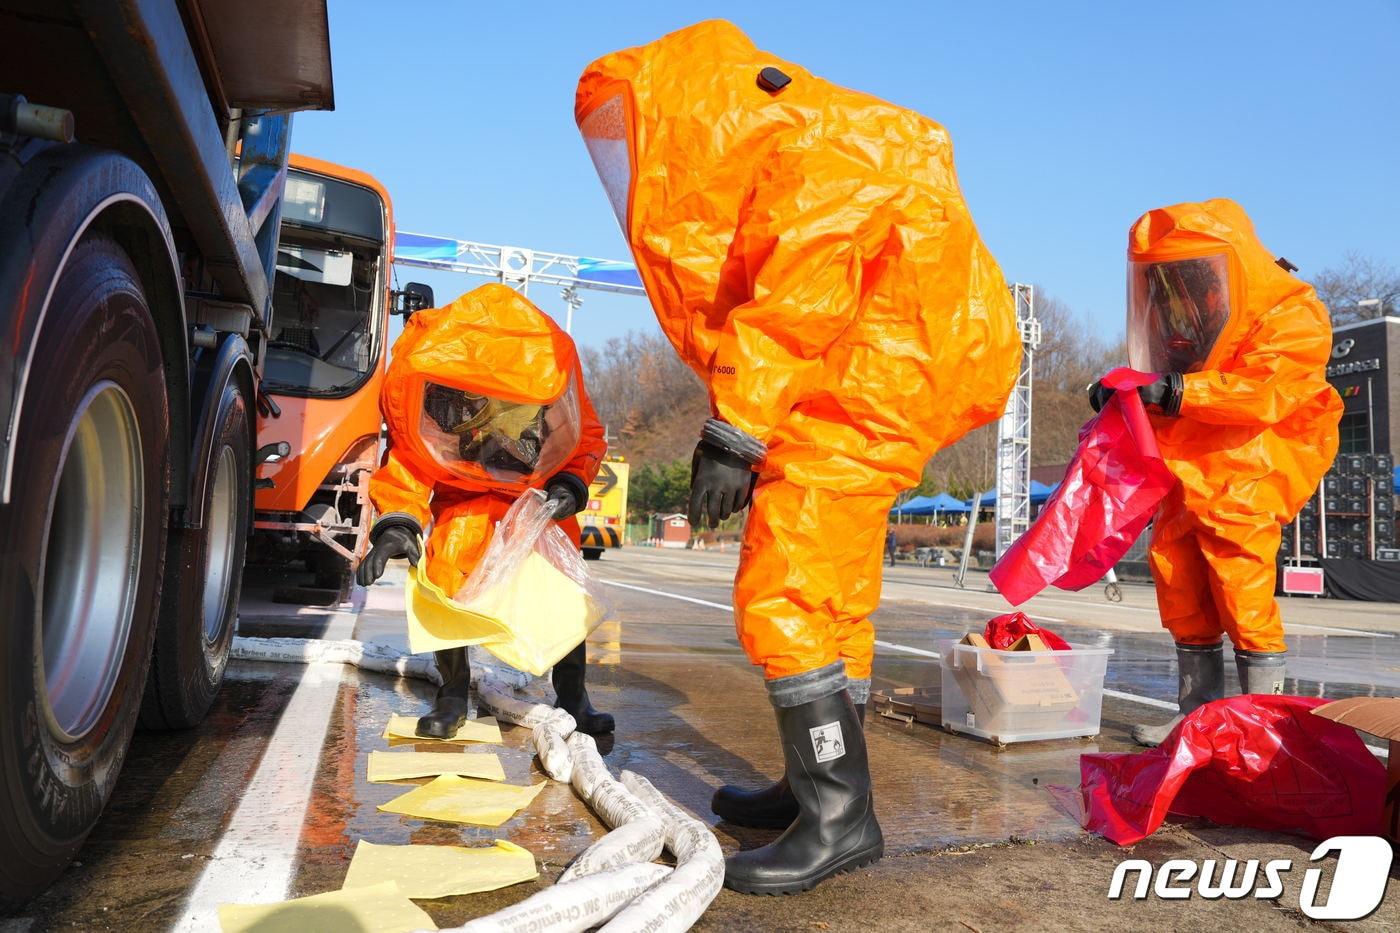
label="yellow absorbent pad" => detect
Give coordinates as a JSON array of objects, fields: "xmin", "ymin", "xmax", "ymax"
[
  {"xmin": 406, "ymin": 553, "xmax": 606, "ymax": 676},
  {"xmin": 405, "ymin": 562, "xmax": 511, "ymax": 654},
  {"xmin": 341, "ymin": 839, "xmax": 538, "ymax": 900},
  {"xmin": 218, "ymin": 881, "xmax": 435, "ymax": 932},
  {"xmin": 378, "ymin": 773, "xmax": 546, "ymax": 826},
  {"xmin": 383, "ymin": 714, "xmax": 503, "ymax": 744},
  {"xmin": 367, "ymin": 749, "xmax": 506, "ymax": 784}
]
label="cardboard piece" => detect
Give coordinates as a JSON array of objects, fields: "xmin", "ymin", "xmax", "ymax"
[
  {"xmin": 1312, "ymin": 697, "xmax": 1400, "ymax": 842},
  {"xmin": 873, "ymin": 686, "xmax": 940, "ymax": 726},
  {"xmin": 948, "ymin": 631, "xmax": 1079, "ymax": 737}
]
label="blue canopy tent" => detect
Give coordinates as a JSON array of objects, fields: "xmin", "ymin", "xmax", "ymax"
[
  {"xmin": 967, "ymin": 481, "xmax": 1059, "ymax": 511},
  {"xmin": 890, "ymin": 492, "xmax": 971, "ymax": 520},
  {"xmin": 929, "ymin": 492, "xmax": 971, "ymax": 513},
  {"xmin": 890, "ymin": 495, "xmax": 937, "ymax": 517}
]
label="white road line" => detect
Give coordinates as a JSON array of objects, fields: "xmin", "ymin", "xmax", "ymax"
[
  {"xmin": 981, "ymin": 592, "xmax": 1392, "ymax": 638},
  {"xmin": 1287, "ymin": 623, "xmax": 1392, "ymax": 638},
  {"xmin": 888, "ymin": 592, "xmax": 1068, "ymax": 623},
  {"xmin": 600, "ymin": 579, "xmax": 733, "ymax": 611},
  {"xmin": 173, "ymin": 608, "xmax": 356, "ymax": 930},
  {"xmin": 605, "ymin": 579, "xmax": 1184, "ymax": 712},
  {"xmin": 1103, "ymin": 688, "xmax": 1178, "ymax": 711},
  {"xmin": 874, "ymin": 639, "xmax": 942, "ymax": 659},
  {"xmin": 606, "ymin": 576, "xmax": 1071, "ymax": 626}
]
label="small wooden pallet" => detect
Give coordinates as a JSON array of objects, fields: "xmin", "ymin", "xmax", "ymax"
[{"xmin": 872, "ymin": 686, "xmax": 940, "ymax": 726}]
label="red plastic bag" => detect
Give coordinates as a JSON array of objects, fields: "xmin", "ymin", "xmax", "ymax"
[
  {"xmin": 990, "ymin": 368, "xmax": 1174, "ymax": 606},
  {"xmin": 1077, "ymin": 696, "xmax": 1386, "ymax": 845},
  {"xmin": 983, "ymin": 612, "xmax": 1070, "ymax": 651}
]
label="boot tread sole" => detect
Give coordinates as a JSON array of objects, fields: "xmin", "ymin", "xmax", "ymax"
[{"xmin": 723, "ymin": 843, "xmax": 883, "ymax": 896}]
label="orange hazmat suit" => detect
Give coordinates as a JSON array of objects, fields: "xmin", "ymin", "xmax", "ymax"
[
  {"xmin": 368, "ymin": 284, "xmax": 606, "ymax": 596},
  {"xmin": 576, "ymin": 20, "xmax": 1021, "ymax": 681},
  {"xmin": 1129, "ymin": 200, "xmax": 1341, "ymax": 653}
]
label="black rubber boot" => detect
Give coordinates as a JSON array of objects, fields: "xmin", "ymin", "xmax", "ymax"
[
  {"xmin": 417, "ymin": 648, "xmax": 472, "ymax": 738},
  {"xmin": 1132, "ymin": 641, "xmax": 1224, "ymax": 747},
  {"xmin": 724, "ymin": 690, "xmax": 882, "ymax": 895},
  {"xmin": 1235, "ymin": 649, "xmax": 1287, "ymax": 695},
  {"xmin": 713, "ymin": 701, "xmax": 867, "ymax": 829},
  {"xmin": 552, "ymin": 642, "xmax": 614, "ymax": 736}
]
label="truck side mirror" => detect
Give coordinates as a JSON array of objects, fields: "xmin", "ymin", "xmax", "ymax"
[{"xmin": 394, "ymin": 282, "xmax": 434, "ymax": 318}]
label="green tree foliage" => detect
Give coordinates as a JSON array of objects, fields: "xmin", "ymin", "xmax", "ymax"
[{"xmin": 627, "ymin": 458, "xmax": 691, "ymax": 522}]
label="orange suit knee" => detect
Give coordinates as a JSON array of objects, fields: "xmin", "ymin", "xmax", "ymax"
[{"xmin": 734, "ymin": 452, "xmax": 896, "ymax": 681}]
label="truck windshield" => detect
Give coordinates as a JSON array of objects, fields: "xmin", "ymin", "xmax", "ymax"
[{"xmin": 262, "ymin": 172, "xmax": 386, "ymax": 398}]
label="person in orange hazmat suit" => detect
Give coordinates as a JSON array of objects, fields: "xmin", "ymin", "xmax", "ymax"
[
  {"xmin": 355, "ymin": 283, "xmax": 614, "ymax": 738},
  {"xmin": 576, "ymin": 20, "xmax": 1021, "ymax": 894},
  {"xmin": 1088, "ymin": 199, "xmax": 1341, "ymax": 747}
]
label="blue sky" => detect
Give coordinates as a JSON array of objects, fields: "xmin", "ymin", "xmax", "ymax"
[{"xmin": 292, "ymin": 0, "xmax": 1400, "ymax": 352}]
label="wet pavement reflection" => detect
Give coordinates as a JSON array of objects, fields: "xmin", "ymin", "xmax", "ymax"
[{"xmin": 13, "ymin": 548, "xmax": 1400, "ymax": 930}]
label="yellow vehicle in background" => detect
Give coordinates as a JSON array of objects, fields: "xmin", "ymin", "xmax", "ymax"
[{"xmin": 579, "ymin": 458, "xmax": 629, "ymax": 560}]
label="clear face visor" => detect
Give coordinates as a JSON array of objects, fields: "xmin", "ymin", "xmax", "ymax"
[
  {"xmin": 1127, "ymin": 253, "xmax": 1232, "ymax": 374},
  {"xmin": 418, "ymin": 377, "xmax": 581, "ymax": 485},
  {"xmin": 580, "ymin": 94, "xmax": 632, "ymax": 234}
]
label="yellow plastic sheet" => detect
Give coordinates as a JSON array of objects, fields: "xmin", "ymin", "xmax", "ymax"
[
  {"xmin": 467, "ymin": 551, "xmax": 606, "ymax": 676},
  {"xmin": 405, "ymin": 562, "xmax": 510, "ymax": 654},
  {"xmin": 341, "ymin": 839, "xmax": 538, "ymax": 900},
  {"xmin": 382, "ymin": 714, "xmax": 502, "ymax": 744},
  {"xmin": 378, "ymin": 774, "xmax": 546, "ymax": 826},
  {"xmin": 218, "ymin": 881, "xmax": 435, "ymax": 932},
  {"xmin": 405, "ymin": 552, "xmax": 605, "ymax": 676},
  {"xmin": 367, "ymin": 750, "xmax": 506, "ymax": 784}
]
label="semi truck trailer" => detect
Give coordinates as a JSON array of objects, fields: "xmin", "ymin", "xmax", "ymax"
[{"xmin": 0, "ymin": 0, "xmax": 333, "ymax": 907}]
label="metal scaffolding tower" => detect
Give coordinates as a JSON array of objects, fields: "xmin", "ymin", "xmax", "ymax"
[
  {"xmin": 994, "ymin": 283, "xmax": 1041, "ymax": 559},
  {"xmin": 392, "ymin": 231, "xmax": 647, "ymax": 332}
]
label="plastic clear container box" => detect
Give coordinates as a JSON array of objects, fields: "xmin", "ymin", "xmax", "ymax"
[{"xmin": 938, "ymin": 639, "xmax": 1114, "ymax": 745}]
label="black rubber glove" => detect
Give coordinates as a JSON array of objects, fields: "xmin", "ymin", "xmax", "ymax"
[
  {"xmin": 1088, "ymin": 380, "xmax": 1112, "ymax": 413},
  {"xmin": 689, "ymin": 440, "xmax": 757, "ymax": 529},
  {"xmin": 1088, "ymin": 374, "xmax": 1182, "ymax": 415},
  {"xmin": 355, "ymin": 524, "xmax": 421, "ymax": 586},
  {"xmin": 1138, "ymin": 377, "xmax": 1166, "ymax": 409},
  {"xmin": 544, "ymin": 473, "xmax": 587, "ymax": 520}
]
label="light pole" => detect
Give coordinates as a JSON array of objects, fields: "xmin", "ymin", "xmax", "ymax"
[{"xmin": 1358, "ymin": 297, "xmax": 1382, "ymax": 318}]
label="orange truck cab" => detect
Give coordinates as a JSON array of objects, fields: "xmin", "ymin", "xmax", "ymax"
[{"xmin": 249, "ymin": 155, "xmax": 421, "ymax": 597}]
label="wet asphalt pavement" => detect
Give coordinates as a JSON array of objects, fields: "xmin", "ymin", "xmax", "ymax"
[{"xmin": 8, "ymin": 548, "xmax": 1400, "ymax": 931}]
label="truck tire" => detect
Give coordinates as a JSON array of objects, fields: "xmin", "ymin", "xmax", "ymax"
[
  {"xmin": 0, "ymin": 235, "xmax": 170, "ymax": 910},
  {"xmin": 140, "ymin": 380, "xmax": 249, "ymax": 730}
]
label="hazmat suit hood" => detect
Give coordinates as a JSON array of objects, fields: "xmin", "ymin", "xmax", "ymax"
[
  {"xmin": 1128, "ymin": 198, "xmax": 1307, "ymax": 375},
  {"xmin": 576, "ymin": 19, "xmax": 1019, "ymax": 465},
  {"xmin": 381, "ymin": 283, "xmax": 583, "ymax": 493},
  {"xmin": 1129, "ymin": 199, "xmax": 1341, "ymax": 521}
]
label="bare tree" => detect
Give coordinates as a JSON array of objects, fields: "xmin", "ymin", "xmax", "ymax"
[
  {"xmin": 1311, "ymin": 252, "xmax": 1400, "ymax": 323},
  {"xmin": 579, "ymin": 330, "xmax": 710, "ymax": 467},
  {"xmin": 922, "ymin": 287, "xmax": 1122, "ymax": 496},
  {"xmin": 1030, "ymin": 290, "xmax": 1124, "ymax": 466},
  {"xmin": 585, "ymin": 289, "xmax": 1120, "ymax": 497}
]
